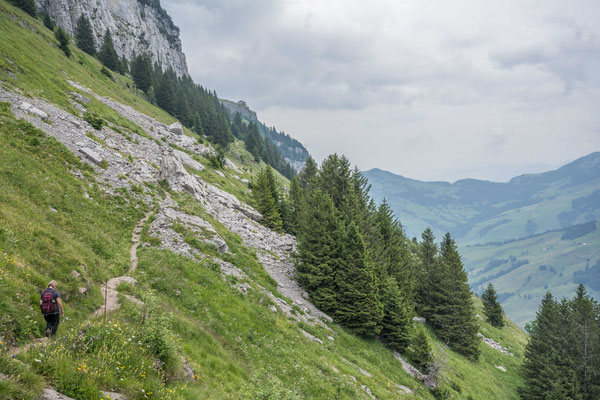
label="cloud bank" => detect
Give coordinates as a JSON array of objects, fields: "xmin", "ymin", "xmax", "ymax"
[{"xmin": 162, "ymin": 0, "xmax": 600, "ymax": 182}]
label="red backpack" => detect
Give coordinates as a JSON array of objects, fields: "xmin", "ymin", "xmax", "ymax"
[{"xmin": 40, "ymin": 288, "xmax": 57, "ymax": 315}]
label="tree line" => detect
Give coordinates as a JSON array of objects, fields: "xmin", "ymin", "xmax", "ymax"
[{"xmin": 251, "ymin": 155, "xmax": 483, "ymax": 362}]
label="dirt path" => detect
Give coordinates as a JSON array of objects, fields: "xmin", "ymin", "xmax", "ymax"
[
  {"xmin": 7, "ymin": 337, "xmax": 48, "ymax": 358},
  {"xmin": 93, "ymin": 210, "xmax": 152, "ymax": 317},
  {"xmin": 130, "ymin": 211, "xmax": 152, "ymax": 273}
]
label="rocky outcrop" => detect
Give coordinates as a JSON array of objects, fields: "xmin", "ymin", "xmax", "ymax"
[
  {"xmin": 35, "ymin": 0, "xmax": 188, "ymax": 76},
  {"xmin": 157, "ymin": 155, "xmax": 207, "ymax": 205},
  {"xmin": 478, "ymin": 333, "xmax": 514, "ymax": 356}
]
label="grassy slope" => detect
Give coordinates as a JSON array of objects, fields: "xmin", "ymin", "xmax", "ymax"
[{"xmin": 0, "ymin": 3, "xmax": 526, "ymax": 399}]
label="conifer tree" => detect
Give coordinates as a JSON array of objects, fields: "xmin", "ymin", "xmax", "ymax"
[
  {"xmin": 375, "ymin": 199, "xmax": 414, "ymax": 298},
  {"xmin": 131, "ymin": 54, "xmax": 153, "ymax": 93},
  {"xmin": 482, "ymin": 282, "xmax": 504, "ymax": 327},
  {"xmin": 520, "ymin": 292, "xmax": 564, "ymax": 400},
  {"xmin": 10, "ymin": 0, "xmax": 36, "ymax": 16},
  {"xmin": 251, "ymin": 167, "xmax": 283, "ymax": 232},
  {"xmin": 380, "ymin": 277, "xmax": 413, "ymax": 351},
  {"xmin": 54, "ymin": 27, "xmax": 71, "ymax": 57},
  {"xmin": 156, "ymin": 69, "xmax": 177, "ymax": 115},
  {"xmin": 98, "ymin": 30, "xmax": 120, "ymax": 71},
  {"xmin": 295, "ymin": 189, "xmax": 343, "ymax": 313},
  {"xmin": 42, "ymin": 13, "xmax": 55, "ymax": 30},
  {"xmin": 285, "ymin": 176, "xmax": 302, "ymax": 235},
  {"xmin": 335, "ymin": 222, "xmax": 383, "ymax": 337},
  {"xmin": 408, "ymin": 324, "xmax": 433, "ymax": 372},
  {"xmin": 415, "ymin": 228, "xmax": 438, "ymax": 318},
  {"xmin": 120, "ymin": 55, "xmax": 129, "ymax": 75},
  {"xmin": 298, "ymin": 157, "xmax": 318, "ymax": 190},
  {"xmin": 243, "ymin": 123, "xmax": 262, "ymax": 161},
  {"xmin": 569, "ymin": 284, "xmax": 600, "ymax": 399},
  {"xmin": 437, "ymin": 233, "xmax": 480, "ymax": 359},
  {"xmin": 318, "ymin": 154, "xmax": 351, "ymax": 210},
  {"xmin": 74, "ymin": 15, "xmax": 96, "ymax": 56}
]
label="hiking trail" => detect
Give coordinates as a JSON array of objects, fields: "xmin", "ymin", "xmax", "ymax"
[{"xmin": 93, "ymin": 210, "xmax": 152, "ymax": 316}]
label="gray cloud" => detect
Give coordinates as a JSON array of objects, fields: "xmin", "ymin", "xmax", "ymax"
[{"xmin": 162, "ymin": 0, "xmax": 600, "ymax": 182}]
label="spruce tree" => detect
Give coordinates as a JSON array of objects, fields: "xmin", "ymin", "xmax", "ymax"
[
  {"xmin": 120, "ymin": 55, "xmax": 129, "ymax": 75},
  {"xmin": 415, "ymin": 228, "xmax": 438, "ymax": 319},
  {"xmin": 54, "ymin": 27, "xmax": 71, "ymax": 57},
  {"xmin": 156, "ymin": 69, "xmax": 177, "ymax": 115},
  {"xmin": 380, "ymin": 277, "xmax": 413, "ymax": 351},
  {"xmin": 131, "ymin": 54, "xmax": 153, "ymax": 93},
  {"xmin": 243, "ymin": 123, "xmax": 262, "ymax": 161},
  {"xmin": 98, "ymin": 30, "xmax": 120, "ymax": 72},
  {"xmin": 42, "ymin": 13, "xmax": 55, "ymax": 30},
  {"xmin": 482, "ymin": 282, "xmax": 504, "ymax": 327},
  {"xmin": 295, "ymin": 189, "xmax": 343, "ymax": 313},
  {"xmin": 335, "ymin": 222, "xmax": 383, "ymax": 337},
  {"xmin": 437, "ymin": 233, "xmax": 480, "ymax": 359},
  {"xmin": 375, "ymin": 199, "xmax": 414, "ymax": 298},
  {"xmin": 520, "ymin": 292, "xmax": 564, "ymax": 400},
  {"xmin": 318, "ymin": 154, "xmax": 351, "ymax": 210},
  {"xmin": 569, "ymin": 284, "xmax": 600, "ymax": 399},
  {"xmin": 298, "ymin": 157, "xmax": 318, "ymax": 190},
  {"xmin": 286, "ymin": 176, "xmax": 302, "ymax": 235},
  {"xmin": 74, "ymin": 15, "xmax": 96, "ymax": 56},
  {"xmin": 251, "ymin": 167, "xmax": 283, "ymax": 232},
  {"xmin": 10, "ymin": 0, "xmax": 36, "ymax": 16},
  {"xmin": 408, "ymin": 324, "xmax": 433, "ymax": 373}
]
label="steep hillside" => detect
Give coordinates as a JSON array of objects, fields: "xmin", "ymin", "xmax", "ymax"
[
  {"xmin": 36, "ymin": 0, "xmax": 188, "ymax": 76},
  {"xmin": 365, "ymin": 153, "xmax": 600, "ymax": 244},
  {"xmin": 0, "ymin": 3, "xmax": 528, "ymax": 399}
]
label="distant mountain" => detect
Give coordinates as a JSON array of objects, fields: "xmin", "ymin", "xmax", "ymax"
[
  {"xmin": 221, "ymin": 99, "xmax": 310, "ymax": 172},
  {"xmin": 365, "ymin": 152, "xmax": 600, "ymax": 325},
  {"xmin": 364, "ymin": 152, "xmax": 600, "ymax": 244}
]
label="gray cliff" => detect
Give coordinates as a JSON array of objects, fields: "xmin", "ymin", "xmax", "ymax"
[{"xmin": 35, "ymin": 0, "xmax": 188, "ymax": 76}]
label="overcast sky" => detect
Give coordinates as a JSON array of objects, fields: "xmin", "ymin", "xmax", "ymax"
[{"xmin": 161, "ymin": 0, "xmax": 600, "ymax": 182}]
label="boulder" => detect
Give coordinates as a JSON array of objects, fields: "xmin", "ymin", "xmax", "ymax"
[
  {"xmin": 79, "ymin": 148, "xmax": 103, "ymax": 165},
  {"xmin": 168, "ymin": 122, "xmax": 183, "ymax": 135},
  {"xmin": 173, "ymin": 149, "xmax": 204, "ymax": 171},
  {"xmin": 157, "ymin": 156, "xmax": 207, "ymax": 204},
  {"xmin": 100, "ymin": 391, "xmax": 127, "ymax": 400},
  {"xmin": 19, "ymin": 101, "xmax": 48, "ymax": 119},
  {"xmin": 235, "ymin": 283, "xmax": 251, "ymax": 294},
  {"xmin": 71, "ymin": 270, "xmax": 82, "ymax": 279},
  {"xmin": 215, "ymin": 170, "xmax": 225, "ymax": 178},
  {"xmin": 68, "ymin": 91, "xmax": 90, "ymax": 104},
  {"xmin": 40, "ymin": 388, "xmax": 75, "ymax": 400}
]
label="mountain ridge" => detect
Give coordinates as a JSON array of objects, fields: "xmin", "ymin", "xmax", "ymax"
[{"xmin": 364, "ymin": 151, "xmax": 600, "ymax": 242}]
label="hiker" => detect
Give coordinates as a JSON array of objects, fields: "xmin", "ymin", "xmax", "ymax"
[{"xmin": 40, "ymin": 280, "xmax": 64, "ymax": 337}]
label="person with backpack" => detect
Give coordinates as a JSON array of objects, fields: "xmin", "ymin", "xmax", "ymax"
[{"xmin": 40, "ymin": 280, "xmax": 64, "ymax": 337}]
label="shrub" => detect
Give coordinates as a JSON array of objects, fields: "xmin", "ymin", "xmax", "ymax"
[
  {"xmin": 100, "ymin": 66, "xmax": 112, "ymax": 79},
  {"xmin": 83, "ymin": 111, "xmax": 104, "ymax": 130}
]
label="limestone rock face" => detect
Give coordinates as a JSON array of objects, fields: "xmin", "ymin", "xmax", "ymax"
[
  {"xmin": 158, "ymin": 155, "xmax": 206, "ymax": 204},
  {"xmin": 35, "ymin": 0, "xmax": 188, "ymax": 76}
]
